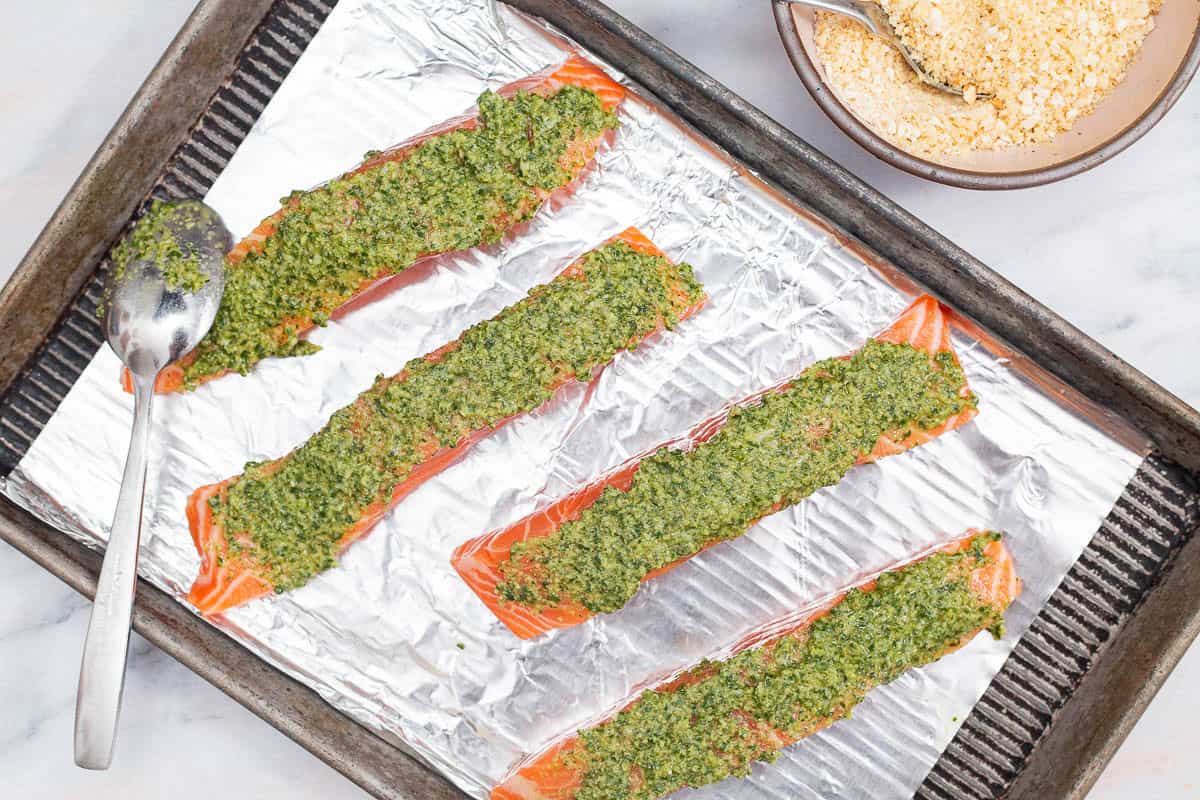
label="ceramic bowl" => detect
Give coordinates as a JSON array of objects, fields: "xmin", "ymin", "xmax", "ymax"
[{"xmin": 773, "ymin": 1, "xmax": 1200, "ymax": 188}]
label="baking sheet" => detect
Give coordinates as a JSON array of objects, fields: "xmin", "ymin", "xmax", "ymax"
[{"xmin": 1, "ymin": 0, "xmax": 1145, "ymax": 797}]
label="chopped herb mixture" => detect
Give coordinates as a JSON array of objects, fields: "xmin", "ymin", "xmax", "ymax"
[
  {"xmin": 211, "ymin": 240, "xmax": 703, "ymax": 591},
  {"xmin": 496, "ymin": 341, "xmax": 976, "ymax": 613},
  {"xmin": 102, "ymin": 200, "xmax": 212, "ymax": 315},
  {"xmin": 564, "ymin": 532, "xmax": 1007, "ymax": 800},
  {"xmin": 181, "ymin": 85, "xmax": 618, "ymax": 387}
]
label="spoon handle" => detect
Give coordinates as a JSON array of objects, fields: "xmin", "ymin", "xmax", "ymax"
[
  {"xmin": 781, "ymin": 0, "xmax": 887, "ymax": 36},
  {"xmin": 74, "ymin": 373, "xmax": 155, "ymax": 769}
]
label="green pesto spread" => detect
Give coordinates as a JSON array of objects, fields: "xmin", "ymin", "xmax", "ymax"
[
  {"xmin": 181, "ymin": 85, "xmax": 618, "ymax": 387},
  {"xmin": 567, "ymin": 533, "xmax": 1006, "ymax": 800},
  {"xmin": 103, "ymin": 200, "xmax": 212, "ymax": 313},
  {"xmin": 496, "ymin": 341, "xmax": 976, "ymax": 614},
  {"xmin": 212, "ymin": 241, "xmax": 703, "ymax": 591}
]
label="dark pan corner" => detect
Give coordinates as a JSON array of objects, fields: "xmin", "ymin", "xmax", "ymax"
[
  {"xmin": 926, "ymin": 455, "xmax": 1200, "ymax": 799},
  {"xmin": 0, "ymin": 498, "xmax": 466, "ymax": 800}
]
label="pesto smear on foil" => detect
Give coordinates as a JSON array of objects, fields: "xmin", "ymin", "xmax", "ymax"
[
  {"xmin": 181, "ymin": 85, "xmax": 618, "ymax": 388},
  {"xmin": 560, "ymin": 532, "xmax": 1008, "ymax": 800},
  {"xmin": 496, "ymin": 341, "xmax": 976, "ymax": 613},
  {"xmin": 211, "ymin": 241, "xmax": 703, "ymax": 591}
]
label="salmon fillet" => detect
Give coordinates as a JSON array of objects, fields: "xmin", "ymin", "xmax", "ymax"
[
  {"xmin": 452, "ymin": 295, "xmax": 978, "ymax": 639},
  {"xmin": 125, "ymin": 54, "xmax": 626, "ymax": 393},
  {"xmin": 491, "ymin": 531, "xmax": 1020, "ymax": 800},
  {"xmin": 186, "ymin": 228, "xmax": 706, "ymax": 616}
]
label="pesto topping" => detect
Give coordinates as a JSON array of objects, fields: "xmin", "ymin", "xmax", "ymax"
[
  {"xmin": 567, "ymin": 533, "xmax": 1007, "ymax": 800},
  {"xmin": 182, "ymin": 85, "xmax": 619, "ymax": 387},
  {"xmin": 497, "ymin": 342, "xmax": 976, "ymax": 613},
  {"xmin": 212, "ymin": 241, "xmax": 703, "ymax": 591},
  {"xmin": 103, "ymin": 200, "xmax": 212, "ymax": 314}
]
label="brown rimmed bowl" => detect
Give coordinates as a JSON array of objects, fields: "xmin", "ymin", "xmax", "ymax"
[{"xmin": 773, "ymin": 0, "xmax": 1200, "ymax": 189}]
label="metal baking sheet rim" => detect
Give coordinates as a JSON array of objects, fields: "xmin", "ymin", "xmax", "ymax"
[
  {"xmin": 4, "ymin": 0, "xmax": 1152, "ymax": 794},
  {"xmin": 0, "ymin": 1, "xmax": 1197, "ymax": 800}
]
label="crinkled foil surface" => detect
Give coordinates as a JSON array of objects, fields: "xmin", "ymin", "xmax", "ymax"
[{"xmin": 3, "ymin": 1, "xmax": 1146, "ymax": 797}]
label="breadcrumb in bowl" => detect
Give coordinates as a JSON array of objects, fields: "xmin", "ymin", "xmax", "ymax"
[{"xmin": 773, "ymin": 0, "xmax": 1200, "ymax": 189}]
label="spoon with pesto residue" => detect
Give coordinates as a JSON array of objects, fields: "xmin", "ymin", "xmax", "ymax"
[{"xmin": 75, "ymin": 199, "xmax": 229, "ymax": 770}]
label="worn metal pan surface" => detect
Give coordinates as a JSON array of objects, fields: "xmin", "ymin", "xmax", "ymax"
[{"xmin": 0, "ymin": 1, "xmax": 1197, "ymax": 799}]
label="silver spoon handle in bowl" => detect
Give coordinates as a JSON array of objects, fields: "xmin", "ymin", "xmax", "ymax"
[
  {"xmin": 781, "ymin": 0, "xmax": 977, "ymax": 97},
  {"xmin": 74, "ymin": 371, "xmax": 155, "ymax": 769},
  {"xmin": 783, "ymin": 0, "xmax": 887, "ymax": 36}
]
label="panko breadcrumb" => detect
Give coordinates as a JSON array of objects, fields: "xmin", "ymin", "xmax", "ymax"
[{"xmin": 813, "ymin": 0, "xmax": 1160, "ymax": 156}]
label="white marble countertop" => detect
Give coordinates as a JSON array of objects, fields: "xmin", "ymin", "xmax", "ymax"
[{"xmin": 1, "ymin": 1, "xmax": 1196, "ymax": 798}]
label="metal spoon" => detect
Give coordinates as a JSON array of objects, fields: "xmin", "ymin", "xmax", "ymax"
[
  {"xmin": 74, "ymin": 199, "xmax": 229, "ymax": 769},
  {"xmin": 784, "ymin": 0, "xmax": 987, "ymax": 98}
]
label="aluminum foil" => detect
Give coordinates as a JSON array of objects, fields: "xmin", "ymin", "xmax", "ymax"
[{"xmin": 2, "ymin": 1, "xmax": 1146, "ymax": 797}]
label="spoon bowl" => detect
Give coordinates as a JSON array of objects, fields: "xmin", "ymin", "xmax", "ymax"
[
  {"xmin": 75, "ymin": 199, "xmax": 229, "ymax": 770},
  {"xmin": 103, "ymin": 201, "xmax": 228, "ymax": 379}
]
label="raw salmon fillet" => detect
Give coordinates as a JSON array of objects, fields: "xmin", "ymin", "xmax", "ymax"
[
  {"xmin": 186, "ymin": 228, "xmax": 706, "ymax": 616},
  {"xmin": 491, "ymin": 531, "xmax": 1020, "ymax": 800},
  {"xmin": 125, "ymin": 54, "xmax": 626, "ymax": 393},
  {"xmin": 452, "ymin": 295, "xmax": 978, "ymax": 639}
]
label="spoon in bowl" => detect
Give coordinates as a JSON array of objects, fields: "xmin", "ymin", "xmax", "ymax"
[
  {"xmin": 782, "ymin": 0, "xmax": 986, "ymax": 98},
  {"xmin": 74, "ymin": 199, "xmax": 229, "ymax": 769}
]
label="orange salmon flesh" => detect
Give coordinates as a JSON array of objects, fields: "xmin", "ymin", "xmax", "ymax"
[
  {"xmin": 490, "ymin": 532, "xmax": 1020, "ymax": 800},
  {"xmin": 123, "ymin": 55, "xmax": 626, "ymax": 395},
  {"xmin": 186, "ymin": 227, "xmax": 703, "ymax": 616},
  {"xmin": 451, "ymin": 295, "xmax": 977, "ymax": 639}
]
